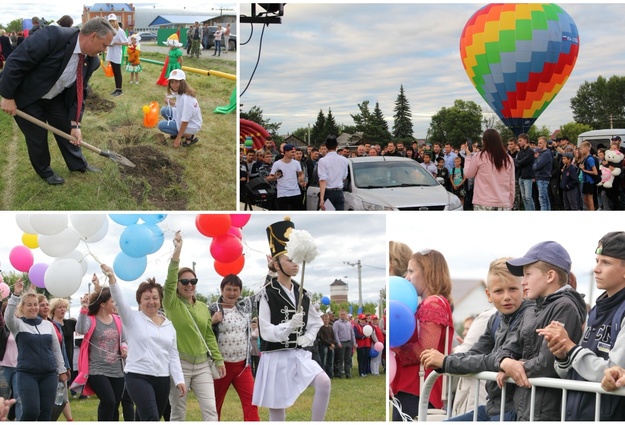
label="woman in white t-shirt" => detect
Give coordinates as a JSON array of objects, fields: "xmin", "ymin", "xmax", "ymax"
[
  {"xmin": 105, "ymin": 14, "xmax": 128, "ymax": 97},
  {"xmin": 157, "ymin": 69, "xmax": 203, "ymax": 148}
]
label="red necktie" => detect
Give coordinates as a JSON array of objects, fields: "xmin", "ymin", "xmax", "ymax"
[{"xmin": 76, "ymin": 53, "xmax": 85, "ymax": 124}]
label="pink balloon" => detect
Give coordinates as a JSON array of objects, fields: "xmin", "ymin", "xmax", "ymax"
[
  {"xmin": 227, "ymin": 226, "xmax": 243, "ymax": 240},
  {"xmin": 0, "ymin": 283, "xmax": 9, "ymax": 299},
  {"xmin": 230, "ymin": 214, "xmax": 251, "ymax": 228},
  {"xmin": 9, "ymin": 246, "xmax": 34, "ymax": 272},
  {"xmin": 374, "ymin": 341, "xmax": 384, "ymax": 352},
  {"xmin": 28, "ymin": 263, "xmax": 49, "ymax": 289},
  {"xmin": 389, "ymin": 351, "xmax": 397, "ymax": 384},
  {"xmin": 210, "ymin": 234, "xmax": 243, "ymax": 264}
]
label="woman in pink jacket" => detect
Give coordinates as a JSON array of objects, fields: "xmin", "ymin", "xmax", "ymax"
[{"xmin": 463, "ymin": 128, "xmax": 515, "ymax": 210}]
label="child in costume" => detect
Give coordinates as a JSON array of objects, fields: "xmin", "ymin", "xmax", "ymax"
[
  {"xmin": 252, "ymin": 217, "xmax": 331, "ymax": 421},
  {"xmin": 125, "ymin": 34, "xmax": 142, "ymax": 84},
  {"xmin": 157, "ymin": 35, "xmax": 184, "ymax": 86}
]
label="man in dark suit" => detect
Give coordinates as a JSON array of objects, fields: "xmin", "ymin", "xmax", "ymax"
[{"xmin": 0, "ymin": 17, "xmax": 115, "ymax": 185}]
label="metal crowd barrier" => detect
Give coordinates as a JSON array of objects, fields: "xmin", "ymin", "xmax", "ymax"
[{"xmin": 417, "ymin": 371, "xmax": 625, "ymax": 422}]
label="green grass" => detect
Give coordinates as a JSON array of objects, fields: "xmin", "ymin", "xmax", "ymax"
[
  {"xmin": 0, "ymin": 51, "xmax": 237, "ymax": 210},
  {"xmin": 64, "ymin": 362, "xmax": 387, "ymax": 421}
]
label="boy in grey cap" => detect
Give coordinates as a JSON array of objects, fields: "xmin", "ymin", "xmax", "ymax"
[
  {"xmin": 493, "ymin": 241, "xmax": 587, "ymax": 421},
  {"xmin": 537, "ymin": 231, "xmax": 625, "ymax": 420}
]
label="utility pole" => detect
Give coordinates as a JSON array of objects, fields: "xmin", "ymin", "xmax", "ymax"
[
  {"xmin": 344, "ymin": 260, "xmax": 362, "ymax": 308},
  {"xmin": 192, "ymin": 261, "xmax": 196, "ymax": 273}
]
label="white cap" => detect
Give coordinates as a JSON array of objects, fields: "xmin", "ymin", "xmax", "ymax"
[
  {"xmin": 107, "ymin": 13, "xmax": 118, "ymax": 21},
  {"xmin": 168, "ymin": 69, "xmax": 186, "ymax": 81}
]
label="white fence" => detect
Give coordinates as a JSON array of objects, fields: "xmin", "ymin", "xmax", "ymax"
[{"xmin": 417, "ymin": 371, "xmax": 625, "ymax": 422}]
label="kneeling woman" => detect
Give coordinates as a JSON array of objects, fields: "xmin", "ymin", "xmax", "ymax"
[
  {"xmin": 157, "ymin": 69, "xmax": 203, "ymax": 148},
  {"xmin": 105, "ymin": 264, "xmax": 186, "ymax": 421}
]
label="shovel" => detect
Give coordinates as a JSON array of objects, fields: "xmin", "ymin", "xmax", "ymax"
[{"xmin": 15, "ymin": 109, "xmax": 135, "ymax": 168}]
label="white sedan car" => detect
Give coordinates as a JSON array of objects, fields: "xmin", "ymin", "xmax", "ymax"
[{"xmin": 306, "ymin": 156, "xmax": 463, "ymax": 211}]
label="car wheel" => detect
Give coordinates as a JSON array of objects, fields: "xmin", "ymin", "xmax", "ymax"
[{"xmin": 229, "ymin": 40, "xmax": 236, "ymax": 51}]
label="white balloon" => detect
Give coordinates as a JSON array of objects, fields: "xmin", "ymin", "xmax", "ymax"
[
  {"xmin": 38, "ymin": 228, "xmax": 81, "ymax": 258},
  {"xmin": 363, "ymin": 324, "xmax": 373, "ymax": 337},
  {"xmin": 45, "ymin": 258, "xmax": 83, "ymax": 298},
  {"xmin": 63, "ymin": 250, "xmax": 89, "ymax": 277},
  {"xmin": 84, "ymin": 218, "xmax": 109, "ymax": 243},
  {"xmin": 30, "ymin": 214, "xmax": 68, "ymax": 236},
  {"xmin": 70, "ymin": 214, "xmax": 108, "ymax": 239},
  {"xmin": 16, "ymin": 214, "xmax": 37, "ymax": 234}
]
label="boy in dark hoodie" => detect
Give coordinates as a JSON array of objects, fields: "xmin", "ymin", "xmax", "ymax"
[
  {"xmin": 537, "ymin": 231, "xmax": 625, "ymax": 421},
  {"xmin": 494, "ymin": 241, "xmax": 587, "ymax": 421},
  {"xmin": 420, "ymin": 257, "xmax": 532, "ymax": 421}
]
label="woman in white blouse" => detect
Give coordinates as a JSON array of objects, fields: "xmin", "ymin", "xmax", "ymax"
[{"xmin": 104, "ymin": 264, "xmax": 186, "ymax": 421}]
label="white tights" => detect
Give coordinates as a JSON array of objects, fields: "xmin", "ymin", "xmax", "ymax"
[{"xmin": 268, "ymin": 372, "xmax": 331, "ymax": 421}]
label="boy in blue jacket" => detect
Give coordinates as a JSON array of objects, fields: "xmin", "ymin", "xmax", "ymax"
[{"xmin": 559, "ymin": 152, "xmax": 579, "ymax": 210}]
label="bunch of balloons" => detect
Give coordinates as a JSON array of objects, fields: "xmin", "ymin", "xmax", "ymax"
[
  {"xmin": 110, "ymin": 214, "xmax": 167, "ymax": 282},
  {"xmin": 388, "ymin": 275, "xmax": 418, "ymax": 382},
  {"xmin": 195, "ymin": 214, "xmax": 250, "ymax": 277},
  {"xmin": 12, "ymin": 214, "xmax": 104, "ymax": 297}
]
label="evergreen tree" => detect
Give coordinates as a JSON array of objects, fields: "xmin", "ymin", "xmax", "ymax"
[
  {"xmin": 392, "ymin": 85, "xmax": 413, "ymax": 139},
  {"xmin": 310, "ymin": 109, "xmax": 326, "ymax": 146},
  {"xmin": 372, "ymin": 102, "xmax": 392, "ymax": 142},
  {"xmin": 324, "ymin": 108, "xmax": 340, "ymax": 139}
]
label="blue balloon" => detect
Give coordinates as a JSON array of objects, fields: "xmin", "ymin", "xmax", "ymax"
[
  {"xmin": 145, "ymin": 224, "xmax": 164, "ymax": 254},
  {"xmin": 140, "ymin": 214, "xmax": 167, "ymax": 224},
  {"xmin": 109, "ymin": 214, "xmax": 140, "ymax": 226},
  {"xmin": 321, "ymin": 296, "xmax": 330, "ymax": 306},
  {"xmin": 119, "ymin": 224, "xmax": 153, "ymax": 258},
  {"xmin": 369, "ymin": 348, "xmax": 380, "ymax": 358},
  {"xmin": 389, "ymin": 276, "xmax": 418, "ymax": 313},
  {"xmin": 389, "ymin": 300, "xmax": 416, "ymax": 348},
  {"xmin": 113, "ymin": 252, "xmax": 147, "ymax": 281}
]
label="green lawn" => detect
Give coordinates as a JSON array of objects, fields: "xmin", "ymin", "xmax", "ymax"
[
  {"xmin": 64, "ymin": 361, "xmax": 387, "ymax": 421},
  {"xmin": 0, "ymin": 51, "xmax": 236, "ymax": 210}
]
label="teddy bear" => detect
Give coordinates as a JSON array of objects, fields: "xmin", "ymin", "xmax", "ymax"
[{"xmin": 598, "ymin": 149, "xmax": 624, "ymax": 189}]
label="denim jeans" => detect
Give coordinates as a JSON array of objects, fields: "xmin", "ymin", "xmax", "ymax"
[
  {"xmin": 519, "ymin": 178, "xmax": 535, "ymax": 210},
  {"xmin": 0, "ymin": 366, "xmax": 21, "ymax": 420},
  {"xmin": 536, "ymin": 179, "xmax": 551, "ymax": 210},
  {"xmin": 446, "ymin": 405, "xmax": 516, "ymax": 421},
  {"xmin": 318, "ymin": 345, "xmax": 334, "ymax": 378},
  {"xmin": 157, "ymin": 107, "xmax": 177, "ymax": 136},
  {"xmin": 17, "ymin": 371, "xmax": 57, "ymax": 421}
]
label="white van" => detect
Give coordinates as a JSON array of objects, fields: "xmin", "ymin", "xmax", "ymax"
[{"xmin": 577, "ymin": 129, "xmax": 625, "ymax": 151}]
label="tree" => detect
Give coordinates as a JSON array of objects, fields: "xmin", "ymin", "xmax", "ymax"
[
  {"xmin": 351, "ymin": 100, "xmax": 375, "ymax": 143},
  {"xmin": 324, "ymin": 108, "xmax": 340, "ymax": 139},
  {"xmin": 292, "ymin": 127, "xmax": 309, "ymax": 144},
  {"xmin": 392, "ymin": 85, "xmax": 413, "ymax": 139},
  {"xmin": 559, "ymin": 122, "xmax": 593, "ymax": 145},
  {"xmin": 570, "ymin": 75, "xmax": 625, "ymax": 129},
  {"xmin": 427, "ymin": 99, "xmax": 483, "ymax": 147},
  {"xmin": 372, "ymin": 102, "xmax": 392, "ymax": 142},
  {"xmin": 4, "ymin": 19, "xmax": 23, "ymax": 34},
  {"xmin": 310, "ymin": 109, "xmax": 326, "ymax": 146},
  {"xmin": 240, "ymin": 105, "xmax": 282, "ymax": 139}
]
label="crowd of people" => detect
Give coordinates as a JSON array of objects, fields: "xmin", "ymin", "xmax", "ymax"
[{"xmin": 390, "ymin": 229, "xmax": 625, "ymax": 421}]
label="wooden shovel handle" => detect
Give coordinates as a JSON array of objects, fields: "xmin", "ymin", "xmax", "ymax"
[{"xmin": 15, "ymin": 109, "xmax": 102, "ymax": 155}]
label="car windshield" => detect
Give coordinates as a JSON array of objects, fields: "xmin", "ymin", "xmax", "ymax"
[{"xmin": 352, "ymin": 160, "xmax": 439, "ymax": 189}]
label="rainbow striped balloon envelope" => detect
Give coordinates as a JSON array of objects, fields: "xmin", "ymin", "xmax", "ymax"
[{"xmin": 460, "ymin": 4, "xmax": 579, "ymax": 136}]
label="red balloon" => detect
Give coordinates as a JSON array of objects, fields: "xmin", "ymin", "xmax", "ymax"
[
  {"xmin": 214, "ymin": 255, "xmax": 245, "ymax": 277},
  {"xmin": 227, "ymin": 226, "xmax": 243, "ymax": 240},
  {"xmin": 195, "ymin": 214, "xmax": 231, "ymax": 238},
  {"xmin": 230, "ymin": 214, "xmax": 251, "ymax": 228},
  {"xmin": 210, "ymin": 234, "xmax": 243, "ymax": 264}
]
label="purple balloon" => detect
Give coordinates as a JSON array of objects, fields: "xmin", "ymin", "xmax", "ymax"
[{"xmin": 29, "ymin": 263, "xmax": 49, "ymax": 288}]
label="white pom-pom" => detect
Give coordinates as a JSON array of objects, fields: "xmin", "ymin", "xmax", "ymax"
[{"xmin": 286, "ymin": 229, "xmax": 319, "ymax": 264}]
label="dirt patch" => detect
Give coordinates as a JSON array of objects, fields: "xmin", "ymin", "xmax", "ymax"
[
  {"xmin": 85, "ymin": 87, "xmax": 115, "ymax": 113},
  {"xmin": 118, "ymin": 144, "xmax": 188, "ymax": 210}
]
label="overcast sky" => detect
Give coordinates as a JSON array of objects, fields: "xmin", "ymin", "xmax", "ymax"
[
  {"xmin": 240, "ymin": 2, "xmax": 625, "ymax": 139},
  {"xmin": 0, "ymin": 212, "xmax": 386, "ymax": 318},
  {"xmin": 1, "ymin": 1, "xmax": 237, "ymax": 29},
  {"xmin": 387, "ymin": 211, "xmax": 619, "ymax": 308}
]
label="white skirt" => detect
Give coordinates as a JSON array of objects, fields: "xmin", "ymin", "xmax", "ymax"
[{"xmin": 252, "ymin": 348, "xmax": 323, "ymax": 409}]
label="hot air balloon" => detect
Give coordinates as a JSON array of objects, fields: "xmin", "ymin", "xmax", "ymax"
[{"xmin": 460, "ymin": 4, "xmax": 580, "ymax": 136}]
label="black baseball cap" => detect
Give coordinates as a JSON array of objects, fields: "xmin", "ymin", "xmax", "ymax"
[{"xmin": 596, "ymin": 232, "xmax": 625, "ymax": 260}]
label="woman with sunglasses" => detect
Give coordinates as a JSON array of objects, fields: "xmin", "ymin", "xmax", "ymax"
[
  {"xmin": 390, "ymin": 249, "xmax": 454, "ymax": 421},
  {"xmin": 73, "ymin": 278, "xmax": 128, "ymax": 421},
  {"xmin": 163, "ymin": 231, "xmax": 225, "ymax": 421}
]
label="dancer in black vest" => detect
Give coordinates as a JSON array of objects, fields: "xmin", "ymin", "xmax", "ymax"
[{"xmin": 251, "ymin": 217, "xmax": 331, "ymax": 421}]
